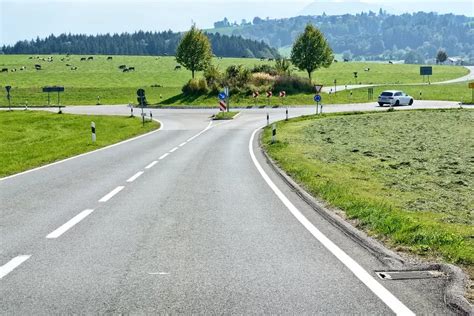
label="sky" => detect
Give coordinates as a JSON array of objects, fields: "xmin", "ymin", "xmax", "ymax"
[{"xmin": 1, "ymin": 0, "xmax": 473, "ymax": 45}]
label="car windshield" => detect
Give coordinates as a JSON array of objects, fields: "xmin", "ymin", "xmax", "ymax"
[{"xmin": 381, "ymin": 92, "xmax": 393, "ymax": 96}]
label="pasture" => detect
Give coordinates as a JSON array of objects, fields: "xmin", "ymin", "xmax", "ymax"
[
  {"xmin": 0, "ymin": 111, "xmax": 158, "ymax": 177},
  {"xmin": 262, "ymin": 109, "xmax": 473, "ymax": 271},
  {"xmin": 0, "ymin": 54, "xmax": 469, "ymax": 106}
]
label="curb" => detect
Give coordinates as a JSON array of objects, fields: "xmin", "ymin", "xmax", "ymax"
[{"xmin": 257, "ymin": 129, "xmax": 473, "ymax": 315}]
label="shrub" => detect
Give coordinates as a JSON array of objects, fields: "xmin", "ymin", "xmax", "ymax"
[
  {"xmin": 224, "ymin": 65, "xmax": 251, "ymax": 90},
  {"xmin": 204, "ymin": 64, "xmax": 223, "ymax": 93},
  {"xmin": 273, "ymin": 75, "xmax": 313, "ymax": 94},
  {"xmin": 182, "ymin": 78, "xmax": 209, "ymax": 95},
  {"xmin": 251, "ymin": 64, "xmax": 278, "ymax": 76},
  {"xmin": 251, "ymin": 72, "xmax": 276, "ymax": 86}
]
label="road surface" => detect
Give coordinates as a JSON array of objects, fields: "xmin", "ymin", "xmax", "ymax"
[{"xmin": 1, "ymin": 102, "xmax": 469, "ymax": 314}]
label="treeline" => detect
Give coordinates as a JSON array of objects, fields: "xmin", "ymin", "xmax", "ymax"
[
  {"xmin": 211, "ymin": 12, "xmax": 474, "ymax": 62},
  {"xmin": 1, "ymin": 31, "xmax": 280, "ymax": 59}
]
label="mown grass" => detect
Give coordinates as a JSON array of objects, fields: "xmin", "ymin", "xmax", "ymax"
[
  {"xmin": 0, "ymin": 111, "xmax": 159, "ymax": 177},
  {"xmin": 212, "ymin": 111, "xmax": 239, "ymax": 120},
  {"xmin": 0, "ymin": 54, "xmax": 468, "ymax": 106},
  {"xmin": 262, "ymin": 109, "xmax": 473, "ymax": 272}
]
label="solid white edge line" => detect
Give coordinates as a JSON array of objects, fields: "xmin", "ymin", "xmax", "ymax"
[
  {"xmin": 0, "ymin": 255, "xmax": 31, "ymax": 279},
  {"xmin": 179, "ymin": 142, "xmax": 187, "ymax": 147},
  {"xmin": 0, "ymin": 118, "xmax": 164, "ymax": 182},
  {"xmin": 159, "ymin": 153, "xmax": 169, "ymax": 160},
  {"xmin": 169, "ymin": 147, "xmax": 178, "ymax": 153},
  {"xmin": 126, "ymin": 171, "xmax": 144, "ymax": 183},
  {"xmin": 46, "ymin": 209, "xmax": 94, "ymax": 239},
  {"xmin": 99, "ymin": 186, "xmax": 125, "ymax": 203},
  {"xmin": 248, "ymin": 127, "xmax": 415, "ymax": 316},
  {"xmin": 145, "ymin": 161, "xmax": 158, "ymax": 169}
]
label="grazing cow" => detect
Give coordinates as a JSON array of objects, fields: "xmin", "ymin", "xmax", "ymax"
[
  {"xmin": 174, "ymin": 65, "xmax": 181, "ymax": 70},
  {"xmin": 241, "ymin": 55, "xmax": 247, "ymax": 58},
  {"xmin": 35, "ymin": 64, "xmax": 42, "ymax": 70},
  {"xmin": 128, "ymin": 67, "xmax": 135, "ymax": 71},
  {"xmin": 29, "ymin": 56, "xmax": 33, "ymax": 59},
  {"xmin": 118, "ymin": 65, "xmax": 127, "ymax": 69},
  {"xmin": 268, "ymin": 58, "xmax": 274, "ymax": 61},
  {"xmin": 364, "ymin": 68, "xmax": 370, "ymax": 71},
  {"xmin": 20, "ymin": 66, "xmax": 26, "ymax": 70},
  {"xmin": 343, "ymin": 58, "xmax": 349, "ymax": 62},
  {"xmin": 389, "ymin": 60, "xmax": 393, "ymax": 64},
  {"xmin": 60, "ymin": 58, "xmax": 65, "ymax": 61},
  {"xmin": 107, "ymin": 56, "xmax": 113, "ymax": 60},
  {"xmin": 1, "ymin": 68, "xmax": 8, "ymax": 72},
  {"xmin": 260, "ymin": 57, "xmax": 265, "ymax": 61},
  {"xmin": 70, "ymin": 66, "xmax": 78, "ymax": 70},
  {"xmin": 334, "ymin": 59, "xmax": 338, "ymax": 63},
  {"xmin": 122, "ymin": 68, "xmax": 129, "ymax": 72},
  {"xmin": 87, "ymin": 56, "xmax": 94, "ymax": 60},
  {"xmin": 11, "ymin": 68, "xmax": 17, "ymax": 72},
  {"xmin": 66, "ymin": 64, "xmax": 71, "ymax": 66},
  {"xmin": 80, "ymin": 57, "xmax": 86, "ymax": 61}
]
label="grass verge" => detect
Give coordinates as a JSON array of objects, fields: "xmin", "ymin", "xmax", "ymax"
[
  {"xmin": 262, "ymin": 109, "xmax": 473, "ymax": 276},
  {"xmin": 212, "ymin": 111, "xmax": 240, "ymax": 120},
  {"xmin": 0, "ymin": 111, "xmax": 159, "ymax": 177}
]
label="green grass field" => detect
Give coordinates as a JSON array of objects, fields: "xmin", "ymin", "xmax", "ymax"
[
  {"xmin": 0, "ymin": 111, "xmax": 159, "ymax": 177},
  {"xmin": 0, "ymin": 54, "xmax": 469, "ymax": 106},
  {"xmin": 262, "ymin": 109, "xmax": 473, "ymax": 271}
]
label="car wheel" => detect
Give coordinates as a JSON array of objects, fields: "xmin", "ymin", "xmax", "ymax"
[
  {"xmin": 409, "ymin": 99, "xmax": 413, "ymax": 105},
  {"xmin": 395, "ymin": 100, "xmax": 400, "ymax": 106},
  {"xmin": 378, "ymin": 102, "xmax": 383, "ymax": 107}
]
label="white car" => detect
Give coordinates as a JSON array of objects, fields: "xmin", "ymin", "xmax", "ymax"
[{"xmin": 378, "ymin": 90, "xmax": 414, "ymax": 106}]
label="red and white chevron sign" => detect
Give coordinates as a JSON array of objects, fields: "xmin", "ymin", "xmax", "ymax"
[
  {"xmin": 219, "ymin": 100, "xmax": 227, "ymax": 111},
  {"xmin": 266, "ymin": 91, "xmax": 272, "ymax": 98},
  {"xmin": 253, "ymin": 91, "xmax": 259, "ymax": 98},
  {"xmin": 279, "ymin": 91, "xmax": 286, "ymax": 97}
]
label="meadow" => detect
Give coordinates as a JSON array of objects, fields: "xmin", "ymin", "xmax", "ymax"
[
  {"xmin": 262, "ymin": 109, "xmax": 473, "ymax": 271},
  {"xmin": 0, "ymin": 54, "xmax": 469, "ymax": 106},
  {"xmin": 0, "ymin": 111, "xmax": 158, "ymax": 177}
]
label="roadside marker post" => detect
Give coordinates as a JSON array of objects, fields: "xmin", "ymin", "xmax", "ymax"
[
  {"xmin": 224, "ymin": 87, "xmax": 230, "ymax": 112},
  {"xmin": 419, "ymin": 91, "xmax": 422, "ymax": 100},
  {"xmin": 469, "ymin": 82, "xmax": 474, "ymax": 103},
  {"xmin": 334, "ymin": 79, "xmax": 337, "ymax": 94},
  {"xmin": 5, "ymin": 86, "xmax": 12, "ymax": 111},
  {"xmin": 253, "ymin": 91, "xmax": 259, "ymax": 107},
  {"xmin": 91, "ymin": 122, "xmax": 96, "ymax": 142},
  {"xmin": 271, "ymin": 123, "xmax": 276, "ymax": 144},
  {"xmin": 267, "ymin": 90, "xmax": 272, "ymax": 107},
  {"xmin": 266, "ymin": 113, "xmax": 269, "ymax": 126},
  {"xmin": 285, "ymin": 107, "xmax": 288, "ymax": 121}
]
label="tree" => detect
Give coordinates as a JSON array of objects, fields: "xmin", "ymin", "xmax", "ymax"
[
  {"xmin": 275, "ymin": 58, "xmax": 291, "ymax": 75},
  {"xmin": 436, "ymin": 49, "xmax": 448, "ymax": 64},
  {"xmin": 176, "ymin": 25, "xmax": 213, "ymax": 79},
  {"xmin": 290, "ymin": 24, "xmax": 333, "ymax": 82}
]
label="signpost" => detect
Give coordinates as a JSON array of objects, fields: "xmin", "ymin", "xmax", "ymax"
[
  {"xmin": 136, "ymin": 88, "xmax": 146, "ymax": 126},
  {"xmin": 266, "ymin": 90, "xmax": 272, "ymax": 107},
  {"xmin": 314, "ymin": 84, "xmax": 323, "ymax": 114},
  {"xmin": 5, "ymin": 85, "xmax": 11, "ymax": 110},
  {"xmin": 334, "ymin": 79, "xmax": 337, "ymax": 94},
  {"xmin": 420, "ymin": 66, "xmax": 432, "ymax": 83},
  {"xmin": 218, "ymin": 91, "xmax": 227, "ymax": 112},
  {"xmin": 224, "ymin": 87, "xmax": 230, "ymax": 112},
  {"xmin": 42, "ymin": 86, "xmax": 65, "ymax": 113},
  {"xmin": 279, "ymin": 90, "xmax": 286, "ymax": 110},
  {"xmin": 469, "ymin": 82, "xmax": 474, "ymax": 103},
  {"xmin": 253, "ymin": 91, "xmax": 259, "ymax": 108}
]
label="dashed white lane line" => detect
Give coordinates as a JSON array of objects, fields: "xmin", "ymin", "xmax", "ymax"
[
  {"xmin": 248, "ymin": 127, "xmax": 415, "ymax": 316},
  {"xmin": 99, "ymin": 186, "xmax": 125, "ymax": 203},
  {"xmin": 46, "ymin": 209, "xmax": 95, "ymax": 239},
  {"xmin": 179, "ymin": 142, "xmax": 187, "ymax": 147},
  {"xmin": 169, "ymin": 147, "xmax": 178, "ymax": 153},
  {"xmin": 159, "ymin": 153, "xmax": 169, "ymax": 160},
  {"xmin": 145, "ymin": 161, "xmax": 158, "ymax": 169},
  {"xmin": 0, "ymin": 255, "xmax": 31, "ymax": 279},
  {"xmin": 127, "ymin": 171, "xmax": 144, "ymax": 183}
]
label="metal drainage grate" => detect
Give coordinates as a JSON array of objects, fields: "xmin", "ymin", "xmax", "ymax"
[{"xmin": 375, "ymin": 270, "xmax": 444, "ymax": 280}]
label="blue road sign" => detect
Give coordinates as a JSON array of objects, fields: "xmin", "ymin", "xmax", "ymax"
[
  {"xmin": 218, "ymin": 92, "xmax": 226, "ymax": 100},
  {"xmin": 314, "ymin": 94, "xmax": 321, "ymax": 102}
]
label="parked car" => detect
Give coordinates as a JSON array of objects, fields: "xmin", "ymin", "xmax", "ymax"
[{"xmin": 378, "ymin": 90, "xmax": 414, "ymax": 106}]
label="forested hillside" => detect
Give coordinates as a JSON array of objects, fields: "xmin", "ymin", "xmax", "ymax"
[
  {"xmin": 1, "ymin": 31, "xmax": 280, "ymax": 59},
  {"xmin": 210, "ymin": 12, "xmax": 474, "ymax": 63}
]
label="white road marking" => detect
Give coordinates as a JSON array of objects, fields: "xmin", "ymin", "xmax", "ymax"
[
  {"xmin": 127, "ymin": 171, "xmax": 144, "ymax": 183},
  {"xmin": 169, "ymin": 147, "xmax": 178, "ymax": 153},
  {"xmin": 179, "ymin": 142, "xmax": 187, "ymax": 147},
  {"xmin": 0, "ymin": 255, "xmax": 31, "ymax": 279},
  {"xmin": 0, "ymin": 119, "xmax": 164, "ymax": 182},
  {"xmin": 159, "ymin": 153, "xmax": 169, "ymax": 160},
  {"xmin": 145, "ymin": 161, "xmax": 158, "ymax": 169},
  {"xmin": 46, "ymin": 209, "xmax": 95, "ymax": 239},
  {"xmin": 99, "ymin": 186, "xmax": 125, "ymax": 202},
  {"xmin": 187, "ymin": 135, "xmax": 197, "ymax": 142},
  {"xmin": 248, "ymin": 127, "xmax": 415, "ymax": 316},
  {"xmin": 148, "ymin": 272, "xmax": 170, "ymax": 275}
]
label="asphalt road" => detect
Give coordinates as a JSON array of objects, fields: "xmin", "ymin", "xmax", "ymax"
[{"xmin": 1, "ymin": 101, "xmax": 468, "ymax": 314}]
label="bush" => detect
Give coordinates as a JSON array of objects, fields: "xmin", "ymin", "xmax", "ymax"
[
  {"xmin": 182, "ymin": 78, "xmax": 209, "ymax": 95},
  {"xmin": 204, "ymin": 64, "xmax": 222, "ymax": 93},
  {"xmin": 251, "ymin": 64, "xmax": 278, "ymax": 76},
  {"xmin": 224, "ymin": 65, "xmax": 251, "ymax": 92},
  {"xmin": 273, "ymin": 75, "xmax": 313, "ymax": 94},
  {"xmin": 251, "ymin": 72, "xmax": 276, "ymax": 86}
]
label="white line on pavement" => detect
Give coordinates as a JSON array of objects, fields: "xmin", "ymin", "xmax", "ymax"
[
  {"xmin": 169, "ymin": 147, "xmax": 178, "ymax": 153},
  {"xmin": 145, "ymin": 161, "xmax": 158, "ymax": 169},
  {"xmin": 179, "ymin": 142, "xmax": 187, "ymax": 147},
  {"xmin": 0, "ymin": 255, "xmax": 31, "ymax": 279},
  {"xmin": 99, "ymin": 186, "xmax": 125, "ymax": 202},
  {"xmin": 248, "ymin": 127, "xmax": 415, "ymax": 316},
  {"xmin": 46, "ymin": 209, "xmax": 95, "ymax": 239},
  {"xmin": 159, "ymin": 153, "xmax": 169, "ymax": 160},
  {"xmin": 127, "ymin": 171, "xmax": 144, "ymax": 183}
]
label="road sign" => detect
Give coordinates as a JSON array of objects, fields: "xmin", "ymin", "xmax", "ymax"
[
  {"xmin": 266, "ymin": 91, "xmax": 272, "ymax": 98},
  {"xmin": 136, "ymin": 88, "xmax": 145, "ymax": 97},
  {"xmin": 314, "ymin": 94, "xmax": 321, "ymax": 102},
  {"xmin": 420, "ymin": 66, "xmax": 432, "ymax": 76},
  {"xmin": 42, "ymin": 86, "xmax": 64, "ymax": 93},
  {"xmin": 253, "ymin": 91, "xmax": 259, "ymax": 98},
  {"xmin": 224, "ymin": 87, "xmax": 229, "ymax": 97},
  {"xmin": 218, "ymin": 92, "xmax": 226, "ymax": 100},
  {"xmin": 219, "ymin": 100, "xmax": 227, "ymax": 111},
  {"xmin": 314, "ymin": 84, "xmax": 323, "ymax": 93},
  {"xmin": 279, "ymin": 91, "xmax": 286, "ymax": 97}
]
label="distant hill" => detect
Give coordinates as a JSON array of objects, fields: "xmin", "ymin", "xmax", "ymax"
[
  {"xmin": 0, "ymin": 31, "xmax": 280, "ymax": 59},
  {"xmin": 208, "ymin": 12, "xmax": 474, "ymax": 63}
]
